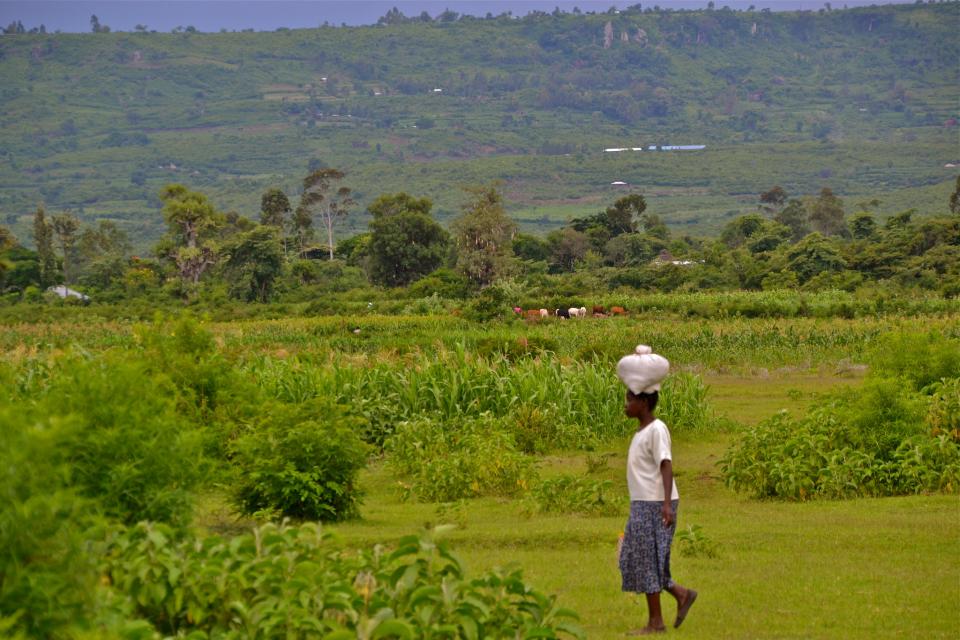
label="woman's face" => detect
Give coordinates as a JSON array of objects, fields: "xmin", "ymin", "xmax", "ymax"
[{"xmin": 624, "ymin": 391, "xmax": 645, "ymax": 418}]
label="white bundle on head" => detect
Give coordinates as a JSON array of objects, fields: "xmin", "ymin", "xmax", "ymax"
[{"xmin": 616, "ymin": 345, "xmax": 670, "ymax": 394}]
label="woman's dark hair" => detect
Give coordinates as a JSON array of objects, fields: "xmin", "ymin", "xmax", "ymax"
[{"xmin": 627, "ymin": 389, "xmax": 659, "ymax": 411}]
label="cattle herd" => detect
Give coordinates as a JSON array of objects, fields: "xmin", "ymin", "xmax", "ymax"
[{"xmin": 514, "ymin": 305, "xmax": 627, "ymax": 320}]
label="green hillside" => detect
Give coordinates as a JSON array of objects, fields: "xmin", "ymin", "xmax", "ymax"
[{"xmin": 1, "ymin": 3, "xmax": 957, "ymax": 248}]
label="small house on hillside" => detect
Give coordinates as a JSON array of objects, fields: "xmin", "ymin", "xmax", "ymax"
[
  {"xmin": 47, "ymin": 285, "xmax": 91, "ymax": 303},
  {"xmin": 652, "ymin": 250, "xmax": 699, "ymax": 267}
]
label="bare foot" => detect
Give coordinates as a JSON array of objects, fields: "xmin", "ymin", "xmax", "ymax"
[{"xmin": 626, "ymin": 625, "xmax": 667, "ymax": 635}]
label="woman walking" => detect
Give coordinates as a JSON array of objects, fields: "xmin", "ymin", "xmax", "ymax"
[{"xmin": 617, "ymin": 345, "xmax": 697, "ymax": 635}]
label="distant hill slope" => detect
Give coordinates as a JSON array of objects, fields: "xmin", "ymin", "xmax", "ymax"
[{"xmin": 1, "ymin": 3, "xmax": 957, "ymax": 248}]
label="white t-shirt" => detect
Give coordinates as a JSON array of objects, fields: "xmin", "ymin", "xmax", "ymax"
[{"xmin": 626, "ymin": 418, "xmax": 680, "ymax": 502}]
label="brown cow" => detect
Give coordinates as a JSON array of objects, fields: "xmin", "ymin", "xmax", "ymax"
[
  {"xmin": 610, "ymin": 306, "xmax": 627, "ymax": 315},
  {"xmin": 525, "ymin": 309, "xmax": 542, "ymax": 321},
  {"xmin": 592, "ymin": 305, "xmax": 606, "ymax": 315}
]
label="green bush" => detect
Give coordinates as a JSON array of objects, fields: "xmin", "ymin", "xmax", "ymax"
[
  {"xmin": 401, "ymin": 292, "xmax": 452, "ymax": 315},
  {"xmin": 230, "ymin": 399, "xmax": 369, "ymax": 521},
  {"xmin": 463, "ymin": 285, "xmax": 511, "ymax": 322},
  {"xmin": 927, "ymin": 377, "xmax": 960, "ymax": 442},
  {"xmin": 132, "ymin": 314, "xmax": 231, "ymax": 415},
  {"xmin": 720, "ymin": 385, "xmax": 960, "ymax": 500},
  {"xmin": 674, "ymin": 524, "xmax": 720, "ymax": 559},
  {"xmin": 105, "ymin": 521, "xmax": 585, "ymax": 639},
  {"xmin": 0, "ymin": 409, "xmax": 100, "ymax": 638},
  {"xmin": 387, "ymin": 415, "xmax": 536, "ymax": 502},
  {"xmin": 511, "ymin": 404, "xmax": 597, "ymax": 454},
  {"xmin": 836, "ymin": 378, "xmax": 928, "ymax": 457},
  {"xmin": 524, "ymin": 474, "xmax": 621, "ymax": 517},
  {"xmin": 39, "ymin": 356, "xmax": 205, "ymax": 527},
  {"xmin": 868, "ymin": 331, "xmax": 960, "ymax": 391}
]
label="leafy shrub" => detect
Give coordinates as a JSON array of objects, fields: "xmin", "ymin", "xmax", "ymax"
[
  {"xmin": 401, "ymin": 292, "xmax": 452, "ymax": 315},
  {"xmin": 868, "ymin": 331, "xmax": 960, "ymax": 390},
  {"xmin": 105, "ymin": 522, "xmax": 585, "ymax": 639},
  {"xmin": 133, "ymin": 314, "xmax": 249, "ymax": 414},
  {"xmin": 463, "ymin": 285, "xmax": 510, "ymax": 322},
  {"xmin": 674, "ymin": 524, "xmax": 719, "ymax": 559},
  {"xmin": 39, "ymin": 356, "xmax": 205, "ymax": 527},
  {"xmin": 927, "ymin": 378, "xmax": 960, "ymax": 442},
  {"xmin": 0, "ymin": 409, "xmax": 100, "ymax": 638},
  {"xmin": 387, "ymin": 415, "xmax": 535, "ymax": 502},
  {"xmin": 720, "ymin": 385, "xmax": 960, "ymax": 500},
  {"xmin": 524, "ymin": 474, "xmax": 621, "ymax": 517},
  {"xmin": 893, "ymin": 434, "xmax": 960, "ymax": 494},
  {"xmin": 511, "ymin": 404, "xmax": 597, "ymax": 454},
  {"xmin": 230, "ymin": 399, "xmax": 369, "ymax": 521},
  {"xmin": 835, "ymin": 378, "xmax": 928, "ymax": 457},
  {"xmin": 134, "ymin": 314, "xmax": 267, "ymax": 460}
]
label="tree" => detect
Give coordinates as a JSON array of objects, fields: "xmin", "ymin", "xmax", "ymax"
[
  {"xmin": 603, "ymin": 233, "xmax": 665, "ymax": 267},
  {"xmin": 75, "ymin": 221, "xmax": 132, "ymax": 289},
  {"xmin": 759, "ymin": 186, "xmax": 788, "ymax": 216},
  {"xmin": 0, "ymin": 226, "xmax": 14, "ymax": 251},
  {"xmin": 809, "ymin": 187, "xmax": 847, "ymax": 237},
  {"xmin": 512, "ymin": 233, "xmax": 550, "ymax": 262},
  {"xmin": 950, "ymin": 175, "xmax": 960, "ymax": 215},
  {"xmin": 775, "ymin": 199, "xmax": 810, "ymax": 243},
  {"xmin": 785, "ymin": 233, "xmax": 846, "ymax": 284},
  {"xmin": 570, "ymin": 194, "xmax": 645, "ymax": 237},
  {"xmin": 640, "ymin": 212, "xmax": 670, "ymax": 241},
  {"xmin": 222, "ymin": 225, "xmax": 284, "ymax": 302},
  {"xmin": 51, "ymin": 213, "xmax": 80, "ymax": 285},
  {"xmin": 606, "ymin": 194, "xmax": 646, "ymax": 235},
  {"xmin": 720, "ymin": 214, "xmax": 766, "ymax": 248},
  {"xmin": 260, "ymin": 188, "xmax": 292, "ymax": 253},
  {"xmin": 89, "ymin": 14, "xmax": 109, "ymax": 33},
  {"xmin": 746, "ymin": 222, "xmax": 791, "ymax": 254},
  {"xmin": 260, "ymin": 188, "xmax": 291, "ymax": 228},
  {"xmin": 547, "ymin": 227, "xmax": 590, "ymax": 272},
  {"xmin": 32, "ymin": 204, "xmax": 57, "ymax": 288},
  {"xmin": 296, "ymin": 168, "xmax": 354, "ymax": 260},
  {"xmin": 849, "ymin": 212, "xmax": 878, "ymax": 240},
  {"xmin": 451, "ymin": 185, "xmax": 517, "ymax": 287},
  {"xmin": 367, "ymin": 193, "xmax": 448, "ymax": 287},
  {"xmin": 159, "ymin": 184, "xmax": 222, "ymax": 287},
  {"xmin": 0, "ymin": 226, "xmax": 15, "ymax": 283}
]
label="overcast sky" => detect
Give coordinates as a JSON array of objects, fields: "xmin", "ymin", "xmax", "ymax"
[{"xmin": 1, "ymin": 1, "xmax": 920, "ymax": 33}]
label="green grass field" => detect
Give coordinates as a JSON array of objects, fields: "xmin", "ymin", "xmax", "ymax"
[{"xmin": 194, "ymin": 370, "xmax": 960, "ymax": 638}]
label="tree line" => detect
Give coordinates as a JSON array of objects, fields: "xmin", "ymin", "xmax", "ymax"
[{"xmin": 2, "ymin": 174, "xmax": 958, "ymax": 307}]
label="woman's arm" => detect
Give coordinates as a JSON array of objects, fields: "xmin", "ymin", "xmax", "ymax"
[{"xmin": 659, "ymin": 459, "xmax": 675, "ymax": 526}]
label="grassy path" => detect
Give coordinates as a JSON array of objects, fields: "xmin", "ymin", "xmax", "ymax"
[
  {"xmin": 334, "ymin": 447, "xmax": 959, "ymax": 637},
  {"xmin": 201, "ymin": 372, "xmax": 960, "ymax": 638}
]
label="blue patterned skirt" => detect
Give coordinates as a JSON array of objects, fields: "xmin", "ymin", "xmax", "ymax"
[{"xmin": 619, "ymin": 500, "xmax": 679, "ymax": 594}]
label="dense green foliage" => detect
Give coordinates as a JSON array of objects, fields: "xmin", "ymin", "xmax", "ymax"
[
  {"xmin": 524, "ymin": 474, "xmax": 621, "ymax": 517},
  {"xmin": 2, "ymin": 180, "xmax": 958, "ymax": 312},
  {"xmin": 720, "ymin": 331, "xmax": 960, "ymax": 499},
  {"xmin": 1, "ymin": 3, "xmax": 957, "ymax": 247},
  {"xmin": 2, "ymin": 307, "xmax": 959, "ymax": 637},
  {"xmin": 230, "ymin": 399, "xmax": 369, "ymax": 521},
  {"xmin": 104, "ymin": 522, "xmax": 585, "ymax": 639},
  {"xmin": 388, "ymin": 416, "xmax": 537, "ymax": 502}
]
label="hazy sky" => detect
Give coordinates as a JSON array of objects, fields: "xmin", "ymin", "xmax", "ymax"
[{"xmin": 0, "ymin": 1, "xmax": 920, "ymax": 33}]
